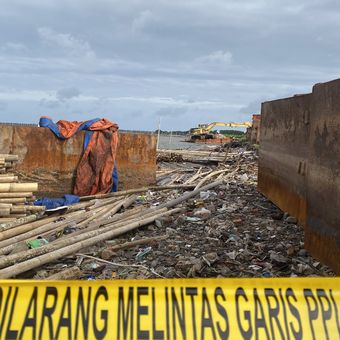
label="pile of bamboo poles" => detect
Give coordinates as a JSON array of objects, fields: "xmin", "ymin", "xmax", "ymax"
[
  {"xmin": 157, "ymin": 149, "xmax": 253, "ymax": 163},
  {"xmin": 0, "ymin": 178, "xmax": 224, "ymax": 279},
  {"xmin": 0, "ymin": 154, "xmax": 41, "ymax": 223}
]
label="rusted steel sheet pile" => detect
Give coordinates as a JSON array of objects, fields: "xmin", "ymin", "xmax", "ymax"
[
  {"xmin": 259, "ymin": 78, "xmax": 340, "ymax": 274},
  {"xmin": 0, "ymin": 125, "xmax": 156, "ymax": 196}
]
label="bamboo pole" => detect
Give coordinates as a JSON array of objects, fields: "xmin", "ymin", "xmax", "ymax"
[
  {"xmin": 87, "ymin": 196, "xmax": 123, "ymax": 209},
  {"xmin": 0, "ymin": 207, "xmax": 168, "ymax": 265},
  {"xmin": 0, "ymin": 214, "xmax": 61, "ymax": 242},
  {"xmin": 0, "ymin": 211, "xmax": 91, "ymax": 250},
  {"xmin": 74, "ymin": 197, "xmax": 127, "ymax": 230},
  {"xmin": 0, "ymin": 183, "xmax": 38, "ymax": 193},
  {"xmin": 157, "ymin": 178, "xmax": 225, "ymax": 209},
  {"xmin": 51, "ymin": 207, "xmax": 168, "ymax": 245},
  {"xmin": 0, "ymin": 208, "xmax": 11, "ymax": 216},
  {"xmin": 0, "ymin": 218, "xmax": 17, "ymax": 223},
  {"xmin": 43, "ymin": 197, "xmax": 135, "ymax": 239},
  {"xmin": 26, "ymin": 205, "xmax": 46, "ymax": 212},
  {"xmin": 194, "ymin": 168, "xmax": 230, "ymax": 190},
  {"xmin": 0, "ymin": 208, "xmax": 182, "ymax": 278},
  {"xmin": 66, "ymin": 201, "xmax": 95, "ymax": 212},
  {"xmin": 79, "ymin": 184, "xmax": 196, "ymax": 201},
  {"xmin": 0, "ymin": 198, "xmax": 26, "ymax": 204},
  {"xmin": 0, "ymin": 203, "xmax": 12, "ymax": 208},
  {"xmin": 75, "ymin": 204, "xmax": 116, "ymax": 230},
  {"xmin": 0, "ymin": 176, "xmax": 18, "ymax": 183},
  {"xmin": 0, "ymin": 192, "xmax": 33, "ymax": 198},
  {"xmin": 10, "ymin": 206, "xmax": 27, "ymax": 213},
  {"xmin": 9, "ymin": 205, "xmax": 44, "ymax": 214},
  {"xmin": 0, "ymin": 154, "xmax": 19, "ymax": 162},
  {"xmin": 0, "ymin": 214, "xmax": 38, "ymax": 231}
]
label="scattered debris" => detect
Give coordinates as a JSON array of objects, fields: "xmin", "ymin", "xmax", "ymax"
[{"xmin": 0, "ymin": 146, "xmax": 334, "ymax": 279}]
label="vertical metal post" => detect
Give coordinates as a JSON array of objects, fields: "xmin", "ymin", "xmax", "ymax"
[
  {"xmin": 169, "ymin": 129, "xmax": 173, "ymax": 146},
  {"xmin": 156, "ymin": 117, "xmax": 161, "ymax": 150}
]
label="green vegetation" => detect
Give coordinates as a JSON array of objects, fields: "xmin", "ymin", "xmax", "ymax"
[{"xmin": 215, "ymin": 130, "xmax": 247, "ymax": 141}]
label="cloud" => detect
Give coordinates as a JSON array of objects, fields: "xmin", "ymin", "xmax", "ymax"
[
  {"xmin": 156, "ymin": 106, "xmax": 188, "ymax": 117},
  {"xmin": 0, "ymin": 0, "xmax": 339, "ymax": 129},
  {"xmin": 37, "ymin": 27, "xmax": 95, "ymax": 58},
  {"xmin": 1, "ymin": 42, "xmax": 26, "ymax": 53},
  {"xmin": 56, "ymin": 87, "xmax": 80, "ymax": 101},
  {"xmin": 0, "ymin": 101, "xmax": 7, "ymax": 111},
  {"xmin": 132, "ymin": 10, "xmax": 156, "ymax": 32},
  {"xmin": 196, "ymin": 50, "xmax": 233, "ymax": 65},
  {"xmin": 39, "ymin": 99, "xmax": 60, "ymax": 108},
  {"xmin": 239, "ymin": 98, "xmax": 265, "ymax": 116}
]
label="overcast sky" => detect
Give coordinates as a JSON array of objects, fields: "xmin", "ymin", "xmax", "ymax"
[{"xmin": 0, "ymin": 0, "xmax": 339, "ymax": 131}]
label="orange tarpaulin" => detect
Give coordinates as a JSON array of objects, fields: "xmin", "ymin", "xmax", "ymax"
[{"xmin": 39, "ymin": 117, "xmax": 119, "ymax": 196}]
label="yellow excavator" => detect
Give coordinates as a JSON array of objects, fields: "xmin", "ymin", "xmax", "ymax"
[{"xmin": 189, "ymin": 121, "xmax": 252, "ymax": 140}]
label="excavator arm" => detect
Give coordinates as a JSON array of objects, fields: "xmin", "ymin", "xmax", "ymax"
[{"xmin": 190, "ymin": 121, "xmax": 252, "ymax": 136}]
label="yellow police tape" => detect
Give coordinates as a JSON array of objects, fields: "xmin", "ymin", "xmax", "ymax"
[{"xmin": 0, "ymin": 278, "xmax": 339, "ymax": 339}]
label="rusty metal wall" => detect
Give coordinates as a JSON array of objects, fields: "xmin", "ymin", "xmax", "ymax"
[
  {"xmin": 258, "ymin": 79, "xmax": 340, "ymax": 274},
  {"xmin": 305, "ymin": 80, "xmax": 340, "ymax": 274},
  {"xmin": 0, "ymin": 125, "xmax": 156, "ymax": 196},
  {"xmin": 251, "ymin": 114, "xmax": 261, "ymax": 144}
]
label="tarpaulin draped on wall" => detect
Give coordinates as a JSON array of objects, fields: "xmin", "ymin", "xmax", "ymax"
[{"xmin": 39, "ymin": 117, "xmax": 119, "ymax": 196}]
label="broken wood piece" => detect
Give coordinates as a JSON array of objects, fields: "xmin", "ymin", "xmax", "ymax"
[
  {"xmin": 46, "ymin": 266, "xmax": 81, "ymax": 280},
  {"xmin": 107, "ymin": 234, "xmax": 168, "ymax": 252}
]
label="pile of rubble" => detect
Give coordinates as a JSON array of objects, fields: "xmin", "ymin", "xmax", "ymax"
[{"xmin": 0, "ymin": 147, "xmax": 334, "ymax": 279}]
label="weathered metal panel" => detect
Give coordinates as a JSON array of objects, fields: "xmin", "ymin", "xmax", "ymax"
[
  {"xmin": 0, "ymin": 125, "xmax": 156, "ymax": 196},
  {"xmin": 258, "ymin": 78, "xmax": 340, "ymax": 274},
  {"xmin": 305, "ymin": 81, "xmax": 340, "ymax": 273},
  {"xmin": 258, "ymin": 94, "xmax": 311, "ymax": 225}
]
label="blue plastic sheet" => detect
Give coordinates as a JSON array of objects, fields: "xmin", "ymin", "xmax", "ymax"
[{"xmin": 34, "ymin": 194, "xmax": 80, "ymax": 209}]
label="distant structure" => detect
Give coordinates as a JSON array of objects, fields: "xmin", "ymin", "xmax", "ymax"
[{"xmin": 246, "ymin": 114, "xmax": 261, "ymax": 144}]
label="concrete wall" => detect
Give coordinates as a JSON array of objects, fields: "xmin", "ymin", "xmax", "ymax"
[
  {"xmin": 258, "ymin": 78, "xmax": 340, "ymax": 274},
  {"xmin": 0, "ymin": 124, "xmax": 157, "ymax": 196}
]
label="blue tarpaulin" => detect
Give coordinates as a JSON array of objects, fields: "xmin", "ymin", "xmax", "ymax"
[{"xmin": 34, "ymin": 194, "xmax": 80, "ymax": 210}]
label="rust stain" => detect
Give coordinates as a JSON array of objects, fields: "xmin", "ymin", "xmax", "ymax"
[
  {"xmin": 258, "ymin": 170, "xmax": 307, "ymax": 226},
  {"xmin": 305, "ymin": 225, "xmax": 340, "ymax": 274}
]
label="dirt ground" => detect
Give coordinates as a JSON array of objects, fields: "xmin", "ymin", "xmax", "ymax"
[{"xmin": 34, "ymin": 146, "xmax": 334, "ymax": 280}]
